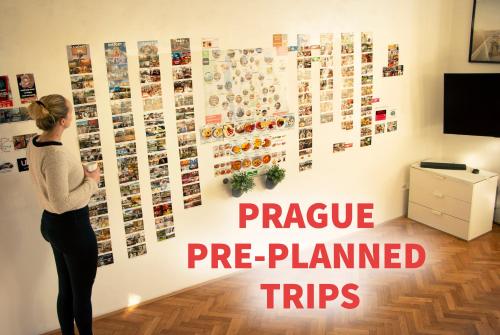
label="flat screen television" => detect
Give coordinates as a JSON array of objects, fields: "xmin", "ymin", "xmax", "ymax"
[{"xmin": 443, "ymin": 73, "xmax": 500, "ymax": 137}]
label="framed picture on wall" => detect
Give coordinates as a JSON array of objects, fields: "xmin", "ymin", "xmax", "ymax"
[{"xmin": 468, "ymin": 0, "xmax": 500, "ymax": 63}]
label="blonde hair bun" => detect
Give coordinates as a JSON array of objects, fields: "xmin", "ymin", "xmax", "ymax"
[{"xmin": 27, "ymin": 94, "xmax": 68, "ymax": 131}]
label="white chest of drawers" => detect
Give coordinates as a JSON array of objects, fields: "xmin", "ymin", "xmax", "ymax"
[{"xmin": 408, "ymin": 162, "xmax": 498, "ymax": 241}]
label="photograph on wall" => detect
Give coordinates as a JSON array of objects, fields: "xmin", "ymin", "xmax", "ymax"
[
  {"xmin": 123, "ymin": 207, "xmax": 143, "ymax": 222},
  {"xmin": 71, "ymin": 74, "xmax": 94, "ymax": 90},
  {"xmin": 151, "ymin": 178, "xmax": 171, "ymax": 193},
  {"xmin": 127, "ymin": 243, "xmax": 147, "ymax": 258},
  {"xmin": 387, "ymin": 121, "xmax": 398, "ymax": 132},
  {"xmin": 125, "ymin": 231, "xmax": 146, "ymax": 247},
  {"xmin": 124, "ymin": 219, "xmax": 144, "ymax": 235},
  {"xmin": 16, "ymin": 73, "xmax": 37, "ymax": 104},
  {"xmin": 469, "ymin": 0, "xmax": 500, "ymax": 63},
  {"xmin": 0, "ymin": 107, "xmax": 30, "ymax": 124},
  {"xmin": 157, "ymin": 226, "xmax": 175, "ymax": 241},
  {"xmin": 120, "ymin": 181, "xmax": 141, "ymax": 197},
  {"xmin": 76, "ymin": 119, "xmax": 100, "ymax": 134},
  {"xmin": 90, "ymin": 215, "xmax": 109, "ymax": 230},
  {"xmin": 74, "ymin": 104, "xmax": 98, "ymax": 120},
  {"xmin": 13, "ymin": 133, "xmax": 36, "ymax": 150},
  {"xmin": 0, "ymin": 160, "xmax": 14, "ymax": 173},
  {"xmin": 97, "ymin": 253, "xmax": 114, "ymax": 267}
]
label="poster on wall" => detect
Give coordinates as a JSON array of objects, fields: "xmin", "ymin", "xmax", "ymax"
[
  {"xmin": 0, "ymin": 76, "xmax": 14, "ymax": 108},
  {"xmin": 137, "ymin": 40, "xmax": 175, "ymax": 241},
  {"xmin": 200, "ymin": 37, "xmax": 292, "ymax": 178},
  {"xmin": 201, "ymin": 40, "xmax": 289, "ymax": 125},
  {"xmin": 16, "ymin": 73, "xmax": 37, "ymax": 104},
  {"xmin": 105, "ymin": 41, "xmax": 148, "ymax": 257},
  {"xmin": 66, "ymin": 43, "xmax": 114, "ymax": 267},
  {"xmin": 171, "ymin": 38, "xmax": 202, "ymax": 209}
]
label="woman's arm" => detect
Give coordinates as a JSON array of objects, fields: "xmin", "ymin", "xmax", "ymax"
[{"xmin": 43, "ymin": 150, "xmax": 98, "ymax": 214}]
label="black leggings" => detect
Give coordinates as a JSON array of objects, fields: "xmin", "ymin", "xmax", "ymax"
[{"xmin": 41, "ymin": 205, "xmax": 97, "ymax": 335}]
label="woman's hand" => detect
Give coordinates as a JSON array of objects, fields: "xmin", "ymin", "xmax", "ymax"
[{"xmin": 83, "ymin": 165, "xmax": 101, "ymax": 183}]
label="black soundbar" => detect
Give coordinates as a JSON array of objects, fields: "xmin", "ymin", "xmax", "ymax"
[{"xmin": 420, "ymin": 161, "xmax": 466, "ymax": 170}]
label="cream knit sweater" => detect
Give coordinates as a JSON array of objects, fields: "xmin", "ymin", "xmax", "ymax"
[{"xmin": 26, "ymin": 135, "xmax": 98, "ymax": 214}]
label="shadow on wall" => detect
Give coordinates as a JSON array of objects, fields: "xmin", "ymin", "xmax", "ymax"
[{"xmin": 0, "ymin": 175, "xmax": 55, "ymax": 334}]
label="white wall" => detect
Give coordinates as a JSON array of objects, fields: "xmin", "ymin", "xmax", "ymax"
[
  {"xmin": 0, "ymin": 0, "xmax": 457, "ymax": 334},
  {"xmin": 439, "ymin": 0, "xmax": 500, "ymax": 221}
]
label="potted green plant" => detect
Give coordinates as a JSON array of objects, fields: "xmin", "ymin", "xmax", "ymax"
[
  {"xmin": 265, "ymin": 164, "xmax": 285, "ymax": 189},
  {"xmin": 223, "ymin": 172, "xmax": 255, "ymax": 197}
]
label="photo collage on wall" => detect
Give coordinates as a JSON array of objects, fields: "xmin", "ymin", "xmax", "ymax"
[
  {"xmin": 297, "ymin": 34, "xmax": 313, "ymax": 172},
  {"xmin": 319, "ymin": 33, "xmax": 334, "ymax": 124},
  {"xmin": 374, "ymin": 106, "xmax": 397, "ymax": 135},
  {"xmin": 383, "ymin": 44, "xmax": 404, "ymax": 77},
  {"xmin": 170, "ymin": 38, "xmax": 202, "ymax": 209},
  {"xmin": 340, "ymin": 33, "xmax": 354, "ymax": 131},
  {"xmin": 200, "ymin": 38, "xmax": 292, "ymax": 177},
  {"xmin": 66, "ymin": 44, "xmax": 114, "ymax": 267},
  {"xmin": 104, "ymin": 41, "xmax": 147, "ymax": 258},
  {"xmin": 360, "ymin": 32, "xmax": 374, "ymax": 147},
  {"xmin": 137, "ymin": 40, "xmax": 175, "ymax": 241}
]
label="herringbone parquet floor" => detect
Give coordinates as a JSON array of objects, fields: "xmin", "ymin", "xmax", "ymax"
[{"xmin": 50, "ymin": 218, "xmax": 500, "ymax": 335}]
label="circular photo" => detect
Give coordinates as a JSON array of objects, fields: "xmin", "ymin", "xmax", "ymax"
[
  {"xmin": 204, "ymin": 72, "xmax": 213, "ymax": 82},
  {"xmin": 208, "ymin": 95, "xmax": 220, "ymax": 107}
]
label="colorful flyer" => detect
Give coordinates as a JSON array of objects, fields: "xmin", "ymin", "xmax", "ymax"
[
  {"xmin": 0, "ymin": 76, "xmax": 14, "ymax": 108},
  {"xmin": 16, "ymin": 73, "xmax": 37, "ymax": 104}
]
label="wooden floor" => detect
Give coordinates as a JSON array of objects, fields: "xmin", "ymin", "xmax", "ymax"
[{"xmin": 54, "ymin": 218, "xmax": 500, "ymax": 335}]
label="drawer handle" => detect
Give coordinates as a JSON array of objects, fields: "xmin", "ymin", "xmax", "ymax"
[
  {"xmin": 432, "ymin": 192, "xmax": 444, "ymax": 198},
  {"xmin": 431, "ymin": 210, "xmax": 442, "ymax": 216}
]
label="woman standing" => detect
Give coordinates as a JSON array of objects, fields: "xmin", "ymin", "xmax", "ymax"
[{"xmin": 26, "ymin": 94, "xmax": 100, "ymax": 335}]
